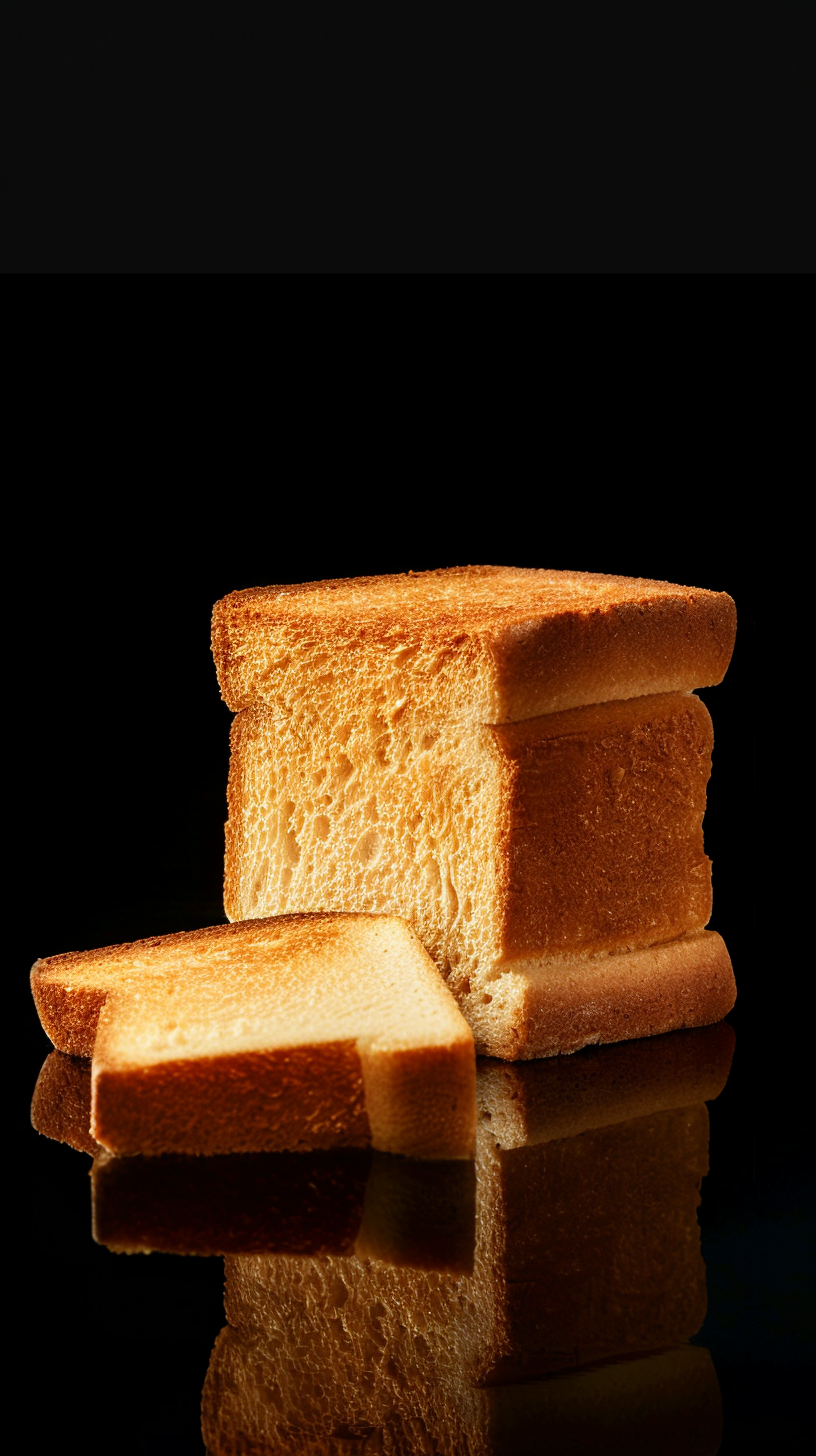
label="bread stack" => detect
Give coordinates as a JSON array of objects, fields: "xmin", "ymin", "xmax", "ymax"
[
  {"xmin": 202, "ymin": 1023, "xmax": 733, "ymax": 1455},
  {"xmin": 213, "ymin": 566, "xmax": 737, "ymax": 1058}
]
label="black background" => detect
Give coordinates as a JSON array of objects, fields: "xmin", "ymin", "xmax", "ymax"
[
  {"xmin": 15, "ymin": 518, "xmax": 805, "ymax": 1453},
  {"xmin": 6, "ymin": 9, "xmax": 813, "ymax": 273}
]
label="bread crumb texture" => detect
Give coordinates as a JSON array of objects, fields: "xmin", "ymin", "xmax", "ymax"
[{"xmin": 30, "ymin": 915, "xmax": 476, "ymax": 1158}]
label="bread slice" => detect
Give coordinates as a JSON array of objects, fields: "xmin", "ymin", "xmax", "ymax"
[
  {"xmin": 212, "ymin": 564, "xmax": 736, "ymax": 722},
  {"xmin": 225, "ymin": 688, "xmax": 735, "ymax": 1056},
  {"xmin": 30, "ymin": 914, "xmax": 476, "ymax": 1159},
  {"xmin": 203, "ymin": 1022, "xmax": 730, "ymax": 1454}
]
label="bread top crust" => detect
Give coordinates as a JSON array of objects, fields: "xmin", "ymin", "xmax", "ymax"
[{"xmin": 212, "ymin": 565, "xmax": 736, "ymax": 722}]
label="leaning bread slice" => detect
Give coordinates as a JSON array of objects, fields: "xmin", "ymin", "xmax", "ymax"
[{"xmin": 30, "ymin": 914, "xmax": 476, "ymax": 1159}]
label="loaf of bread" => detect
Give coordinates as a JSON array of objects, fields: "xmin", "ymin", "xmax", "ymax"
[
  {"xmin": 30, "ymin": 913, "xmax": 476, "ymax": 1159},
  {"xmin": 203, "ymin": 1021, "xmax": 731, "ymax": 1454},
  {"xmin": 213, "ymin": 566, "xmax": 737, "ymax": 1058}
]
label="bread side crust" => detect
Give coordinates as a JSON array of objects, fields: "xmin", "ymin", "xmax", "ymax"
[
  {"xmin": 465, "ymin": 930, "xmax": 736, "ymax": 1060},
  {"xmin": 212, "ymin": 565, "xmax": 736, "ymax": 721},
  {"xmin": 495, "ymin": 693, "xmax": 715, "ymax": 960},
  {"xmin": 91, "ymin": 1035, "xmax": 371, "ymax": 1157}
]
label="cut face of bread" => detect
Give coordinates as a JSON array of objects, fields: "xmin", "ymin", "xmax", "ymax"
[
  {"xmin": 212, "ymin": 565, "xmax": 736, "ymax": 722},
  {"xmin": 226, "ymin": 691, "xmax": 735, "ymax": 1056},
  {"xmin": 30, "ymin": 915, "xmax": 476, "ymax": 1158},
  {"xmin": 203, "ymin": 1024, "xmax": 731, "ymax": 1455}
]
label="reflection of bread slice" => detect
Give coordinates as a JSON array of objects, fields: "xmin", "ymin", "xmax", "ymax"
[
  {"xmin": 92, "ymin": 1152, "xmax": 474, "ymax": 1270},
  {"xmin": 31, "ymin": 1052, "xmax": 475, "ymax": 1267},
  {"xmin": 31, "ymin": 914, "xmax": 475, "ymax": 1158},
  {"xmin": 203, "ymin": 1024, "xmax": 730, "ymax": 1453},
  {"xmin": 30, "ymin": 1051, "xmax": 97, "ymax": 1156},
  {"xmin": 485, "ymin": 1347, "xmax": 722, "ymax": 1456}
]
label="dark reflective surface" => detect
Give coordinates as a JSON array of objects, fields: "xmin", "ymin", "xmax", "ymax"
[{"xmin": 29, "ymin": 1023, "xmax": 741, "ymax": 1454}]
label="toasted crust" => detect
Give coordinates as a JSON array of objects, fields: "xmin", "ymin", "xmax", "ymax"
[
  {"xmin": 30, "ymin": 914, "xmax": 476, "ymax": 1158},
  {"xmin": 212, "ymin": 565, "xmax": 736, "ymax": 722}
]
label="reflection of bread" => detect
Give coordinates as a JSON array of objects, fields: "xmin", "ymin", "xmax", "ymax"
[
  {"xmin": 29, "ymin": 1050, "xmax": 97, "ymax": 1156},
  {"xmin": 479, "ymin": 1020, "xmax": 735, "ymax": 1146},
  {"xmin": 203, "ymin": 1024, "xmax": 730, "ymax": 1454},
  {"xmin": 30, "ymin": 914, "xmax": 475, "ymax": 1158},
  {"xmin": 214, "ymin": 568, "xmax": 736, "ymax": 1059},
  {"xmin": 31, "ymin": 1053, "xmax": 476, "ymax": 1265}
]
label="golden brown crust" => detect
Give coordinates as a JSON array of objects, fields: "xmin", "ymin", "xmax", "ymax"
[
  {"xmin": 212, "ymin": 565, "xmax": 736, "ymax": 721},
  {"xmin": 472, "ymin": 930, "xmax": 736, "ymax": 1060},
  {"xmin": 92, "ymin": 1040, "xmax": 370, "ymax": 1157},
  {"xmin": 496, "ymin": 693, "xmax": 714, "ymax": 960}
]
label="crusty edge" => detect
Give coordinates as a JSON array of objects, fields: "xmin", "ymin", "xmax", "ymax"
[
  {"xmin": 492, "ymin": 590, "xmax": 736, "ymax": 720},
  {"xmin": 30, "ymin": 965, "xmax": 108, "ymax": 1056},
  {"xmin": 224, "ymin": 709, "xmax": 251, "ymax": 921},
  {"xmin": 472, "ymin": 930, "xmax": 735, "ymax": 1060},
  {"xmin": 91, "ymin": 1038, "xmax": 371, "ymax": 1157}
]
